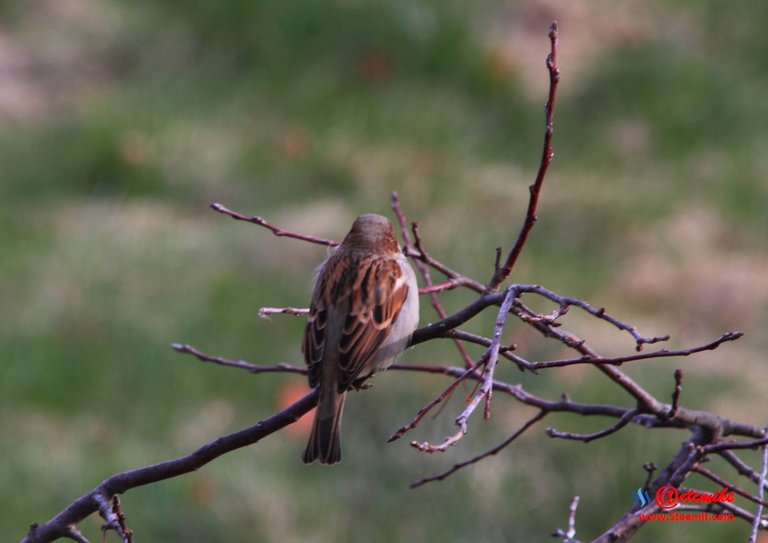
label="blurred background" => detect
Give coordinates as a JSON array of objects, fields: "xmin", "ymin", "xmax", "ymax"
[{"xmin": 2, "ymin": 1, "xmax": 767, "ymax": 541}]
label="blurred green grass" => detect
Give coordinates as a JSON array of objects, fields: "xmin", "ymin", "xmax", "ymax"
[{"xmin": 2, "ymin": 1, "xmax": 766, "ymax": 542}]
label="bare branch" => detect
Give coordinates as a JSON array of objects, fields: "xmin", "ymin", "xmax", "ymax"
[
  {"xmin": 701, "ymin": 435, "xmax": 768, "ymax": 455},
  {"xmin": 719, "ymin": 499, "xmax": 763, "ymax": 525},
  {"xmin": 173, "ymin": 337, "xmax": 764, "ymax": 448},
  {"xmin": 401, "ymin": 217, "xmax": 484, "ymax": 294},
  {"xmin": 97, "ymin": 495, "xmax": 133, "ymax": 543},
  {"xmin": 418, "ymin": 277, "xmax": 482, "ymax": 295},
  {"xmin": 486, "ymin": 20, "xmax": 560, "ymax": 292},
  {"xmin": 591, "ymin": 508, "xmax": 648, "ymax": 543},
  {"xmin": 210, "ymin": 203, "xmax": 338, "ymax": 247},
  {"xmin": 441, "ymin": 329, "xmax": 532, "ymax": 372},
  {"xmin": 529, "ymin": 332, "xmax": 741, "ymax": 370},
  {"xmin": 546, "ymin": 408, "xmax": 640, "ymax": 443},
  {"xmin": 409, "ymin": 287, "xmax": 517, "ymax": 452},
  {"xmin": 642, "ymin": 462, "xmax": 657, "ymax": 491},
  {"xmin": 692, "ymin": 466, "xmax": 768, "ymax": 508},
  {"xmin": 391, "ymin": 192, "xmax": 476, "ymax": 369},
  {"xmin": 510, "ymin": 285, "xmax": 670, "ymax": 350},
  {"xmin": 410, "ymin": 411, "xmax": 547, "ymax": 488},
  {"xmin": 552, "ymin": 495, "xmax": 582, "ymax": 543},
  {"xmin": 718, "ymin": 450, "xmax": 768, "ymax": 492},
  {"xmin": 593, "ymin": 436, "xmax": 703, "ymax": 543},
  {"xmin": 29, "ymin": 291, "xmax": 756, "ymax": 542},
  {"xmin": 409, "ymin": 285, "xmax": 673, "ymax": 353},
  {"xmin": 66, "ymin": 530, "xmax": 89, "ymax": 543},
  {"xmin": 258, "ymin": 307, "xmax": 309, "ymax": 318},
  {"xmin": 664, "ymin": 369, "xmax": 683, "ymax": 420},
  {"xmin": 388, "ymin": 356, "xmax": 487, "ymax": 443},
  {"xmin": 171, "ymin": 343, "xmax": 307, "ymax": 375},
  {"xmin": 21, "ymin": 392, "xmax": 317, "ymax": 543}
]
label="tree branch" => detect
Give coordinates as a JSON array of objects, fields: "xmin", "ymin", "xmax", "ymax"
[
  {"xmin": 209, "ymin": 203, "xmax": 338, "ymax": 247},
  {"xmin": 22, "ymin": 392, "xmax": 317, "ymax": 543},
  {"xmin": 258, "ymin": 307, "xmax": 309, "ymax": 318},
  {"xmin": 171, "ymin": 343, "xmax": 307, "ymax": 375},
  {"xmin": 486, "ymin": 20, "xmax": 560, "ymax": 292},
  {"xmin": 392, "ymin": 192, "xmax": 476, "ymax": 369},
  {"xmin": 546, "ymin": 408, "xmax": 640, "ymax": 443},
  {"xmin": 552, "ymin": 495, "xmax": 582, "ymax": 543},
  {"xmin": 410, "ymin": 410, "xmax": 547, "ymax": 488},
  {"xmin": 409, "ymin": 287, "xmax": 518, "ymax": 453},
  {"xmin": 692, "ymin": 466, "xmax": 768, "ymax": 508}
]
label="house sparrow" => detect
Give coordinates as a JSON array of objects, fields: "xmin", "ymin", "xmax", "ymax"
[{"xmin": 302, "ymin": 214, "xmax": 419, "ymax": 464}]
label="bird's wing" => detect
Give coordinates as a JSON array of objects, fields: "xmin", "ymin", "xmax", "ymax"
[{"xmin": 303, "ymin": 254, "xmax": 410, "ymax": 391}]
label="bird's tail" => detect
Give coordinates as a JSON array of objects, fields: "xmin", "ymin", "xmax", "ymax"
[{"xmin": 302, "ymin": 387, "xmax": 346, "ymax": 465}]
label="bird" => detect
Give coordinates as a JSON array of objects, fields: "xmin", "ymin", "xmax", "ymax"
[{"xmin": 301, "ymin": 213, "xmax": 419, "ymax": 464}]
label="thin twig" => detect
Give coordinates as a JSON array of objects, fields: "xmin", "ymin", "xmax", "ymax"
[
  {"xmin": 441, "ymin": 329, "xmax": 532, "ymax": 372},
  {"xmin": 701, "ymin": 435, "xmax": 768, "ymax": 455},
  {"xmin": 718, "ymin": 450, "xmax": 768, "ymax": 492},
  {"xmin": 171, "ymin": 343, "xmax": 307, "ymax": 375},
  {"xmin": 411, "ymin": 411, "xmax": 547, "ymax": 487},
  {"xmin": 258, "ymin": 307, "xmax": 309, "ymax": 318},
  {"xmin": 658, "ymin": 368, "xmax": 684, "ymax": 420},
  {"xmin": 391, "ymin": 193, "xmax": 476, "ymax": 369},
  {"xmin": 546, "ymin": 408, "xmax": 640, "ymax": 443},
  {"xmin": 552, "ymin": 495, "xmax": 581, "ymax": 542},
  {"xmin": 692, "ymin": 466, "xmax": 768, "ymax": 507},
  {"xmin": 388, "ymin": 356, "xmax": 487, "ymax": 443},
  {"xmin": 410, "ymin": 287, "xmax": 517, "ymax": 453},
  {"xmin": 210, "ymin": 203, "xmax": 338, "ymax": 246},
  {"xmin": 402, "ymin": 219, "xmax": 484, "ymax": 293},
  {"xmin": 642, "ymin": 462, "xmax": 657, "ymax": 491},
  {"xmin": 418, "ymin": 277, "xmax": 482, "ymax": 294},
  {"xmin": 719, "ymin": 499, "xmax": 761, "ymax": 525},
  {"xmin": 486, "ymin": 20, "xmax": 560, "ymax": 292},
  {"xmin": 110, "ymin": 495, "xmax": 134, "ymax": 543},
  {"xmin": 97, "ymin": 494, "xmax": 133, "ymax": 543},
  {"xmin": 512, "ymin": 285, "xmax": 671, "ymax": 350},
  {"xmin": 528, "ymin": 333, "xmax": 741, "ymax": 370}
]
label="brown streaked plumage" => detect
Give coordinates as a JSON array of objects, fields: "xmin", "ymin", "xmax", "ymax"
[{"xmin": 302, "ymin": 214, "xmax": 419, "ymax": 464}]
